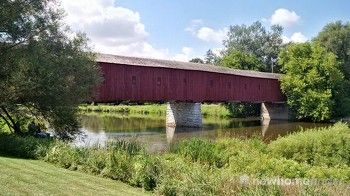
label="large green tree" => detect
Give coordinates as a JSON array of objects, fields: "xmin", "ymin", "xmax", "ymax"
[
  {"xmin": 221, "ymin": 50, "xmax": 264, "ymax": 71},
  {"xmin": 223, "ymin": 21, "xmax": 283, "ymax": 73},
  {"xmin": 314, "ymin": 21, "xmax": 350, "ymax": 117},
  {"xmin": 314, "ymin": 21, "xmax": 350, "ymax": 79},
  {"xmin": 0, "ymin": 0, "xmax": 101, "ymax": 139},
  {"xmin": 279, "ymin": 43, "xmax": 343, "ymax": 121}
]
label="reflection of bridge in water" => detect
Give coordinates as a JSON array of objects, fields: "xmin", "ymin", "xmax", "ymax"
[{"xmin": 77, "ymin": 114, "xmax": 329, "ymax": 152}]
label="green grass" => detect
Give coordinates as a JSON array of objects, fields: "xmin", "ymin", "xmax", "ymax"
[
  {"xmin": 79, "ymin": 103, "xmax": 231, "ymax": 118},
  {"xmin": 0, "ymin": 156, "xmax": 147, "ymax": 196}
]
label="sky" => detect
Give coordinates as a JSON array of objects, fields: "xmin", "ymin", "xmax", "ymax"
[{"xmin": 60, "ymin": 0, "xmax": 350, "ymax": 61}]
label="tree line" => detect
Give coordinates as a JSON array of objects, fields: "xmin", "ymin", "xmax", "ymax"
[{"xmin": 191, "ymin": 21, "xmax": 350, "ymax": 122}]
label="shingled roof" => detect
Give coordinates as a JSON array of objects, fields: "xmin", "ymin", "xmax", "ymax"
[{"xmin": 97, "ymin": 53, "xmax": 282, "ymax": 80}]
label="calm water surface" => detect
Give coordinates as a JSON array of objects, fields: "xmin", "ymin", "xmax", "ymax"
[{"xmin": 75, "ymin": 113, "xmax": 330, "ymax": 152}]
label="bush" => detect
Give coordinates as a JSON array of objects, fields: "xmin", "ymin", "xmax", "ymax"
[
  {"xmin": 130, "ymin": 155, "xmax": 162, "ymax": 191},
  {"xmin": 172, "ymin": 138, "xmax": 268, "ymax": 169},
  {"xmin": 0, "ymin": 134, "xmax": 53, "ymax": 159},
  {"xmin": 268, "ymin": 123, "xmax": 350, "ymax": 167},
  {"xmin": 171, "ymin": 139, "xmax": 224, "ymax": 167},
  {"xmin": 156, "ymin": 154, "xmax": 220, "ymax": 196}
]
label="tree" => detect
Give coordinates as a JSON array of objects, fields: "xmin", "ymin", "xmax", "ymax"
[
  {"xmin": 223, "ymin": 21, "xmax": 283, "ymax": 72},
  {"xmin": 314, "ymin": 21, "xmax": 350, "ymax": 117},
  {"xmin": 0, "ymin": 0, "xmax": 101, "ymax": 139},
  {"xmin": 221, "ymin": 50, "xmax": 264, "ymax": 71},
  {"xmin": 279, "ymin": 43, "xmax": 343, "ymax": 121},
  {"xmin": 314, "ymin": 21, "xmax": 350, "ymax": 79},
  {"xmin": 204, "ymin": 49, "xmax": 220, "ymax": 64},
  {"xmin": 189, "ymin": 58, "xmax": 204, "ymax": 64}
]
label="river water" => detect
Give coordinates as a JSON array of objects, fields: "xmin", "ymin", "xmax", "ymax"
[{"xmin": 75, "ymin": 113, "xmax": 330, "ymax": 152}]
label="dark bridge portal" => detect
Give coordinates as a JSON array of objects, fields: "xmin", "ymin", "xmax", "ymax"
[{"xmin": 95, "ymin": 54, "xmax": 284, "ymax": 103}]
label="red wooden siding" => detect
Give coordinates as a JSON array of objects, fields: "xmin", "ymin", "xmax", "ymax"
[{"xmin": 95, "ymin": 62, "xmax": 285, "ymax": 103}]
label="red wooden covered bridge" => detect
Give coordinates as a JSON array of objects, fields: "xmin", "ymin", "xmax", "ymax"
[{"xmin": 94, "ymin": 54, "xmax": 288, "ymax": 127}]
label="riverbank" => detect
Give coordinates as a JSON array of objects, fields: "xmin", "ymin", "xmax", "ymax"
[
  {"xmin": 0, "ymin": 156, "xmax": 147, "ymax": 195},
  {"xmin": 0, "ymin": 123, "xmax": 349, "ymax": 195},
  {"xmin": 79, "ymin": 103, "xmax": 231, "ymax": 118}
]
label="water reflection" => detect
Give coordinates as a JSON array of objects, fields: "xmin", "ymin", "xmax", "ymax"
[{"xmin": 76, "ymin": 113, "xmax": 330, "ymax": 152}]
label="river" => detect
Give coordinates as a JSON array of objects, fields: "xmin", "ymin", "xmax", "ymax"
[{"xmin": 75, "ymin": 113, "xmax": 330, "ymax": 152}]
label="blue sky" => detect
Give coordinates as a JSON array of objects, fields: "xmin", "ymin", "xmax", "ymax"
[{"xmin": 61, "ymin": 0, "xmax": 350, "ymax": 61}]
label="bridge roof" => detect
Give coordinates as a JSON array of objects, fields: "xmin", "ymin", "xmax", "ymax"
[{"xmin": 97, "ymin": 54, "xmax": 282, "ymax": 80}]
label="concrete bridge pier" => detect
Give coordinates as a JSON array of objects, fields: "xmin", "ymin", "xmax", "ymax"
[
  {"xmin": 261, "ymin": 102, "xmax": 289, "ymax": 120},
  {"xmin": 166, "ymin": 102, "xmax": 202, "ymax": 127}
]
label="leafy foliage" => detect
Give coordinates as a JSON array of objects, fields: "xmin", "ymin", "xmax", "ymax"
[
  {"xmin": 269, "ymin": 122, "xmax": 350, "ymax": 167},
  {"xmin": 279, "ymin": 43, "xmax": 343, "ymax": 121},
  {"xmin": 189, "ymin": 58, "xmax": 204, "ymax": 64},
  {"xmin": 314, "ymin": 21, "xmax": 350, "ymax": 79},
  {"xmin": 221, "ymin": 50, "xmax": 265, "ymax": 71},
  {"xmin": 223, "ymin": 21, "xmax": 283, "ymax": 72},
  {"xmin": 0, "ymin": 133, "xmax": 53, "ymax": 159},
  {"xmin": 314, "ymin": 21, "xmax": 350, "ymax": 117},
  {"xmin": 204, "ymin": 49, "xmax": 220, "ymax": 64},
  {"xmin": 224, "ymin": 102, "xmax": 261, "ymax": 118},
  {"xmin": 0, "ymin": 0, "xmax": 101, "ymax": 138}
]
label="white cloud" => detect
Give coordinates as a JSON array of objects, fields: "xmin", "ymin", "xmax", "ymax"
[
  {"xmin": 173, "ymin": 47, "xmax": 194, "ymax": 62},
  {"xmin": 186, "ymin": 20, "xmax": 227, "ymax": 44},
  {"xmin": 211, "ymin": 47, "xmax": 223, "ymax": 56},
  {"xmin": 290, "ymin": 32, "xmax": 308, "ymax": 43},
  {"xmin": 282, "ymin": 32, "xmax": 308, "ymax": 43},
  {"xmin": 185, "ymin": 19, "xmax": 204, "ymax": 33},
  {"xmin": 60, "ymin": 0, "xmax": 180, "ymax": 59},
  {"xmin": 196, "ymin": 27, "xmax": 227, "ymax": 44},
  {"xmin": 269, "ymin": 8, "xmax": 300, "ymax": 27}
]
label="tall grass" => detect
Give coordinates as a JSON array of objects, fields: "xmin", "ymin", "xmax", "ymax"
[
  {"xmin": 0, "ymin": 123, "xmax": 350, "ymax": 195},
  {"xmin": 269, "ymin": 122, "xmax": 350, "ymax": 167}
]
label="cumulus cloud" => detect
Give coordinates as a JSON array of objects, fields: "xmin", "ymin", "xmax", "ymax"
[
  {"xmin": 186, "ymin": 20, "xmax": 227, "ymax": 44},
  {"xmin": 173, "ymin": 47, "xmax": 194, "ymax": 61},
  {"xmin": 196, "ymin": 27, "xmax": 227, "ymax": 44},
  {"xmin": 282, "ymin": 32, "xmax": 308, "ymax": 43},
  {"xmin": 60, "ymin": 0, "xmax": 173, "ymax": 59},
  {"xmin": 269, "ymin": 8, "xmax": 300, "ymax": 27}
]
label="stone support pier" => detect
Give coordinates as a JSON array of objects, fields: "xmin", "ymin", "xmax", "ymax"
[
  {"xmin": 261, "ymin": 102, "xmax": 289, "ymax": 120},
  {"xmin": 166, "ymin": 102, "xmax": 202, "ymax": 127}
]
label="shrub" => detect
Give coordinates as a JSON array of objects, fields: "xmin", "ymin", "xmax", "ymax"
[
  {"xmin": 172, "ymin": 138, "xmax": 268, "ymax": 169},
  {"xmin": 44, "ymin": 142, "xmax": 87, "ymax": 169},
  {"xmin": 269, "ymin": 123, "xmax": 350, "ymax": 167},
  {"xmin": 107, "ymin": 140, "xmax": 144, "ymax": 155},
  {"xmin": 0, "ymin": 134, "xmax": 53, "ymax": 159},
  {"xmin": 100, "ymin": 150, "xmax": 132, "ymax": 181},
  {"xmin": 156, "ymin": 154, "xmax": 220, "ymax": 196},
  {"xmin": 171, "ymin": 138, "xmax": 224, "ymax": 167},
  {"xmin": 130, "ymin": 155, "xmax": 162, "ymax": 191}
]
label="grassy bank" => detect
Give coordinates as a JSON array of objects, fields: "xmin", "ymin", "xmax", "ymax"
[
  {"xmin": 0, "ymin": 123, "xmax": 349, "ymax": 195},
  {"xmin": 79, "ymin": 103, "xmax": 231, "ymax": 118},
  {"xmin": 0, "ymin": 156, "xmax": 147, "ymax": 196}
]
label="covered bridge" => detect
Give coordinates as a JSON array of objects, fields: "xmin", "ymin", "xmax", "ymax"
[{"xmin": 95, "ymin": 54, "xmax": 288, "ymax": 127}]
